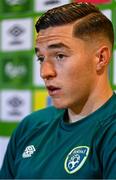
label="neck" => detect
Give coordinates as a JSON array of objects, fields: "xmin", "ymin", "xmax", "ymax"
[{"xmin": 68, "ymin": 109, "xmax": 86, "ymax": 123}]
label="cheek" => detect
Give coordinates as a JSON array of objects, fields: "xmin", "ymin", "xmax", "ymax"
[
  {"xmin": 63, "ymin": 64, "xmax": 94, "ymax": 90},
  {"xmin": 62, "ymin": 62, "xmax": 87, "ymax": 79},
  {"xmin": 57, "ymin": 54, "xmax": 95, "ymax": 84}
]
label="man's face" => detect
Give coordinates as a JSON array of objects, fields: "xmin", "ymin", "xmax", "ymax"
[{"xmin": 35, "ymin": 24, "xmax": 98, "ymax": 113}]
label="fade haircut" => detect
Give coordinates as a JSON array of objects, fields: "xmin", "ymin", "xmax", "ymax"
[{"xmin": 35, "ymin": 2, "xmax": 114, "ymax": 48}]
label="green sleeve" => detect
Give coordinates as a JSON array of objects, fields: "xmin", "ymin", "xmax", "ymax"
[
  {"xmin": 101, "ymin": 120, "xmax": 116, "ymax": 179},
  {"xmin": 0, "ymin": 130, "xmax": 17, "ymax": 179},
  {"xmin": 0, "ymin": 115, "xmax": 30, "ymax": 179}
]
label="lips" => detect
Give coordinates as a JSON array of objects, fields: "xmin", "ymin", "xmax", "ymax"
[{"xmin": 46, "ymin": 85, "xmax": 61, "ymax": 96}]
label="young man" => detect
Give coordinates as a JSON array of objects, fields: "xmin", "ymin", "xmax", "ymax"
[{"xmin": 0, "ymin": 2, "xmax": 116, "ymax": 179}]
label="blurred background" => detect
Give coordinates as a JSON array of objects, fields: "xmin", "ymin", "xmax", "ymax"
[{"xmin": 0, "ymin": 0, "xmax": 116, "ymax": 169}]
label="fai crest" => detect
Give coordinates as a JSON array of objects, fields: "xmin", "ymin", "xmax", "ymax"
[{"xmin": 64, "ymin": 146, "xmax": 90, "ymax": 174}]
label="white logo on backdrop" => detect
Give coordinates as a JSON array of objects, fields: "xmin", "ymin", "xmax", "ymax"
[
  {"xmin": 0, "ymin": 90, "xmax": 31, "ymax": 121},
  {"xmin": 1, "ymin": 18, "xmax": 33, "ymax": 51},
  {"xmin": 5, "ymin": 0, "xmax": 27, "ymax": 5}
]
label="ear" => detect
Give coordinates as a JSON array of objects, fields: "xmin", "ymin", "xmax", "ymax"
[{"xmin": 96, "ymin": 46, "xmax": 111, "ymax": 72}]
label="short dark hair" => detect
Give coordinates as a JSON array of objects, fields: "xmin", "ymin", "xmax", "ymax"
[{"xmin": 35, "ymin": 2, "xmax": 114, "ymax": 48}]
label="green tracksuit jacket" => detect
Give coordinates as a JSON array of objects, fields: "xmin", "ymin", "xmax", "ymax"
[{"xmin": 0, "ymin": 93, "xmax": 116, "ymax": 179}]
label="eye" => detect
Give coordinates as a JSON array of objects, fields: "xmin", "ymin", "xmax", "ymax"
[
  {"xmin": 37, "ymin": 56, "xmax": 45, "ymax": 63},
  {"xmin": 56, "ymin": 54, "xmax": 65, "ymax": 61}
]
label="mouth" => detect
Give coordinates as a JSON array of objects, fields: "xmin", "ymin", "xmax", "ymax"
[{"xmin": 46, "ymin": 85, "xmax": 61, "ymax": 96}]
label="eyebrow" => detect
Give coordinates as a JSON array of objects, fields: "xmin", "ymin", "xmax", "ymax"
[
  {"xmin": 35, "ymin": 42, "xmax": 70, "ymax": 54},
  {"xmin": 47, "ymin": 43, "xmax": 70, "ymax": 50}
]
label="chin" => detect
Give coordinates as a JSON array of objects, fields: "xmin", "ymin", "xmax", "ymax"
[
  {"xmin": 53, "ymin": 104, "xmax": 64, "ymax": 109},
  {"xmin": 53, "ymin": 101, "xmax": 68, "ymax": 109}
]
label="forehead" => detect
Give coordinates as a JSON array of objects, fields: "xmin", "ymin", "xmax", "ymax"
[
  {"xmin": 35, "ymin": 24, "xmax": 95, "ymax": 55},
  {"xmin": 36, "ymin": 24, "xmax": 75, "ymax": 46}
]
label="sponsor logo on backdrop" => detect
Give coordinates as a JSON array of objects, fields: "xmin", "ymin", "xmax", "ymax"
[
  {"xmin": 34, "ymin": 0, "xmax": 71, "ymax": 12},
  {"xmin": 5, "ymin": 62, "xmax": 27, "ymax": 78},
  {"xmin": 5, "ymin": 0, "xmax": 27, "ymax": 5},
  {"xmin": 8, "ymin": 25, "xmax": 24, "ymax": 45},
  {"xmin": 44, "ymin": 0, "xmax": 60, "ymax": 5},
  {"xmin": 1, "ymin": 56, "xmax": 31, "ymax": 87},
  {"xmin": 8, "ymin": 96, "xmax": 24, "ymax": 116},
  {"xmin": 1, "ymin": 90, "xmax": 31, "ymax": 121},
  {"xmin": 3, "ymin": 0, "xmax": 31, "ymax": 13},
  {"xmin": 1, "ymin": 18, "xmax": 32, "ymax": 51}
]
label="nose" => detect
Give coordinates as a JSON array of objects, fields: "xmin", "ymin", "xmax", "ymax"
[{"xmin": 40, "ymin": 61, "xmax": 57, "ymax": 80}]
